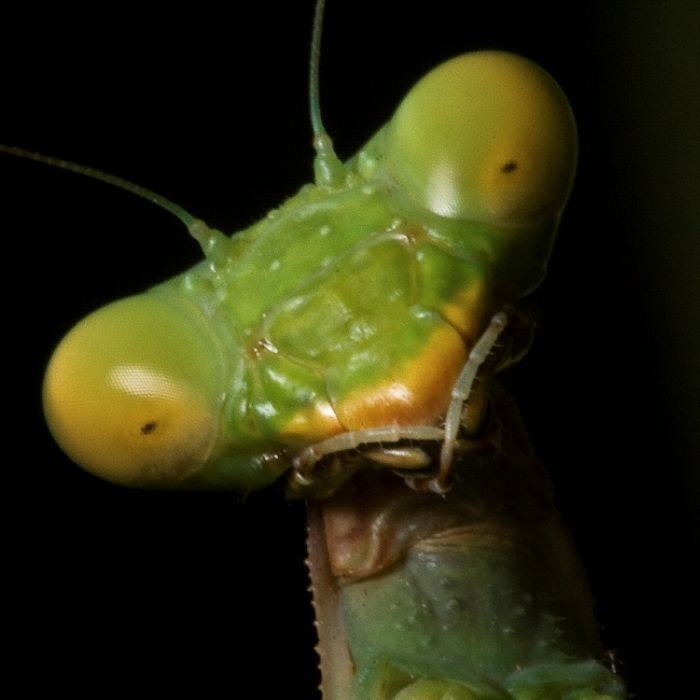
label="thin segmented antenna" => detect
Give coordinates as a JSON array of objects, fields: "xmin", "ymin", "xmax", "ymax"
[
  {"xmin": 0, "ymin": 144, "xmax": 196, "ymax": 227},
  {"xmin": 309, "ymin": 0, "xmax": 345, "ymax": 186},
  {"xmin": 309, "ymin": 0, "xmax": 326, "ymax": 140},
  {"xmin": 0, "ymin": 144, "xmax": 224, "ymax": 256}
]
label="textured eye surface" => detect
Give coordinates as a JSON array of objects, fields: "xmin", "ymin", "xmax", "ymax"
[
  {"xmin": 385, "ymin": 51, "xmax": 577, "ymax": 224},
  {"xmin": 43, "ymin": 294, "xmax": 222, "ymax": 487}
]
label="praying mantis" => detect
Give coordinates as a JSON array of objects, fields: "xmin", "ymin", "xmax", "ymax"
[{"xmin": 5, "ymin": 2, "xmax": 664, "ymax": 696}]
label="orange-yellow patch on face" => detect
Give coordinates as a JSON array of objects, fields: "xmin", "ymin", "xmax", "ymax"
[
  {"xmin": 279, "ymin": 398, "xmax": 344, "ymax": 443},
  {"xmin": 334, "ymin": 324, "xmax": 467, "ymax": 430},
  {"xmin": 440, "ymin": 279, "xmax": 491, "ymax": 343}
]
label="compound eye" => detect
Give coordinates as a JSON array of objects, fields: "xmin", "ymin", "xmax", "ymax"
[
  {"xmin": 385, "ymin": 51, "xmax": 578, "ymax": 224},
  {"xmin": 43, "ymin": 294, "xmax": 221, "ymax": 487}
]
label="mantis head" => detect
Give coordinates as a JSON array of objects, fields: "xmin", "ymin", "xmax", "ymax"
[{"xmin": 40, "ymin": 51, "xmax": 577, "ymax": 492}]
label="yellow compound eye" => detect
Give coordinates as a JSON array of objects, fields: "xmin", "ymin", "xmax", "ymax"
[
  {"xmin": 385, "ymin": 51, "xmax": 577, "ymax": 224},
  {"xmin": 43, "ymin": 294, "xmax": 222, "ymax": 487}
]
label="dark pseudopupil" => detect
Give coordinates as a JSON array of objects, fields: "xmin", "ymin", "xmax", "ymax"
[
  {"xmin": 141, "ymin": 421, "xmax": 158, "ymax": 435},
  {"xmin": 501, "ymin": 161, "xmax": 518, "ymax": 173}
]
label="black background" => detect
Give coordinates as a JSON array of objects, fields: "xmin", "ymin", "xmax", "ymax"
[{"xmin": 4, "ymin": 2, "xmax": 698, "ymax": 697}]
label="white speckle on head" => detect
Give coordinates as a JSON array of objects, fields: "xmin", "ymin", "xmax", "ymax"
[
  {"xmin": 349, "ymin": 320, "xmax": 376, "ymax": 342},
  {"xmin": 282, "ymin": 296, "xmax": 306, "ymax": 313},
  {"xmin": 315, "ymin": 400, "xmax": 338, "ymax": 422},
  {"xmin": 384, "ymin": 383, "xmax": 412, "ymax": 405},
  {"xmin": 269, "ymin": 259, "xmax": 281, "ymax": 271},
  {"xmin": 256, "ymin": 402, "xmax": 278, "ymax": 419},
  {"xmin": 319, "ymin": 225, "xmax": 331, "ymax": 236}
]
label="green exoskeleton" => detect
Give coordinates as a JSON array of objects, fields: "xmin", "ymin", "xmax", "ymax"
[{"xmin": 9, "ymin": 3, "xmax": 626, "ymax": 698}]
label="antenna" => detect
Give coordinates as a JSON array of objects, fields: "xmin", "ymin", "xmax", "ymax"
[
  {"xmin": 309, "ymin": 0, "xmax": 345, "ymax": 186},
  {"xmin": 0, "ymin": 144, "xmax": 228, "ymax": 257},
  {"xmin": 0, "ymin": 144, "xmax": 196, "ymax": 227}
]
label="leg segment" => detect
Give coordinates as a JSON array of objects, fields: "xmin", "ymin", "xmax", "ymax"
[
  {"xmin": 435, "ymin": 310, "xmax": 508, "ymax": 490},
  {"xmin": 291, "ymin": 310, "xmax": 509, "ymax": 495}
]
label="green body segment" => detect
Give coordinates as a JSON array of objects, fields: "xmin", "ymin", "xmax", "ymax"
[
  {"xmin": 344, "ymin": 541, "xmax": 624, "ymax": 699},
  {"xmin": 313, "ymin": 392, "xmax": 625, "ymax": 699}
]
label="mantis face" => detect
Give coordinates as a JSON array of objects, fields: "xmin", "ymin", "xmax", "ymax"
[{"xmin": 42, "ymin": 50, "xmax": 576, "ymax": 492}]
